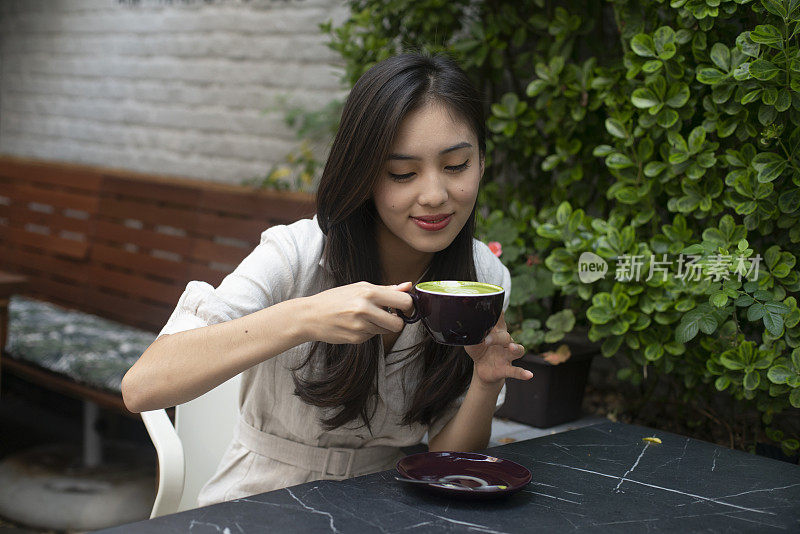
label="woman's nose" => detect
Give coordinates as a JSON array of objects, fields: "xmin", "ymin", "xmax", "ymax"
[{"xmin": 417, "ymin": 170, "xmax": 448, "ymax": 206}]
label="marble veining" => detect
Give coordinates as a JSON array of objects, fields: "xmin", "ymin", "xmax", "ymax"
[{"xmin": 97, "ymin": 422, "xmax": 800, "ymax": 533}]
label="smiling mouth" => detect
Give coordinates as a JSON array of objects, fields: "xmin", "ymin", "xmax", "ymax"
[{"xmin": 412, "ymin": 214, "xmax": 452, "ymax": 223}]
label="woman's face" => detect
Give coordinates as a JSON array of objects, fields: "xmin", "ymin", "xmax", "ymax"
[{"xmin": 372, "ymin": 102, "xmax": 483, "ymax": 261}]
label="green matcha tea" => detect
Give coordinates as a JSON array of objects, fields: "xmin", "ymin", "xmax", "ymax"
[{"xmin": 417, "ymin": 281, "xmax": 504, "ymax": 295}]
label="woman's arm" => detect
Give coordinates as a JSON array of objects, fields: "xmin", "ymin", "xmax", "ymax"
[
  {"xmin": 428, "ymin": 312, "xmax": 531, "ymax": 452},
  {"xmin": 122, "ymin": 296, "xmax": 313, "ymax": 413},
  {"xmin": 121, "ymin": 281, "xmax": 413, "ymax": 413},
  {"xmin": 427, "ymin": 371, "xmax": 504, "ymax": 452}
]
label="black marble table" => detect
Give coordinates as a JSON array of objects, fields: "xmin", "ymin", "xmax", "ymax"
[{"xmin": 99, "ymin": 422, "xmax": 800, "ymax": 533}]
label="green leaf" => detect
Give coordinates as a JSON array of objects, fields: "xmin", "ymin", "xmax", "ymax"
[
  {"xmin": 776, "ymin": 89, "xmax": 792, "ymax": 112},
  {"xmin": 668, "ymin": 130, "xmax": 688, "ymax": 152},
  {"xmin": 710, "ymin": 43, "xmax": 731, "ymax": 71},
  {"xmin": 637, "ymin": 137, "xmax": 654, "ymax": 161},
  {"xmin": 675, "ymin": 29, "xmax": 692, "ymax": 43},
  {"xmin": 688, "ymin": 127, "xmax": 706, "ymax": 153},
  {"xmin": 761, "ymin": 0, "xmax": 787, "ymax": 18},
  {"xmin": 666, "ymin": 83, "xmax": 690, "ymax": 108},
  {"xmin": 546, "ymin": 309, "xmax": 575, "ymax": 332},
  {"xmin": 765, "ymin": 247, "xmax": 780, "ymax": 270},
  {"xmin": 645, "ymin": 161, "xmax": 669, "ymax": 177},
  {"xmin": 526, "ymin": 79, "xmax": 548, "ymax": 97},
  {"xmin": 715, "ymin": 375, "xmax": 731, "ymax": 391},
  {"xmin": 743, "ymin": 370, "xmax": 760, "ymax": 390},
  {"xmin": 601, "ymin": 335, "xmax": 624, "ymax": 357},
  {"xmin": 759, "ymin": 104, "xmax": 778, "ymax": 126},
  {"xmin": 593, "ymin": 144, "xmax": 615, "ymax": 157},
  {"xmin": 763, "ymin": 302, "xmax": 789, "ymax": 332},
  {"xmin": 778, "ymin": 188, "xmax": 800, "ymax": 213},
  {"xmin": 699, "ymin": 313, "xmax": 718, "ymax": 334},
  {"xmin": 644, "ymin": 344, "xmax": 664, "ymax": 361},
  {"xmin": 791, "ymin": 388, "xmax": 800, "ymax": 408},
  {"xmin": 587, "ymin": 305, "xmax": 614, "ymax": 324},
  {"xmin": 742, "ymin": 89, "xmax": 762, "ymax": 105},
  {"xmin": 542, "ymin": 154, "xmax": 561, "ymax": 171},
  {"xmin": 762, "ymin": 86, "xmax": 779, "ymax": 106},
  {"xmin": 736, "ymin": 32, "xmax": 760, "ymax": 58},
  {"xmin": 675, "ymin": 319, "xmax": 699, "ymax": 343},
  {"xmin": 720, "ymin": 354, "xmax": 746, "ymax": 370},
  {"xmin": 605, "ymin": 118, "xmax": 628, "ymax": 139},
  {"xmin": 657, "ymin": 108, "xmax": 680, "ymax": 128},
  {"xmin": 710, "ymin": 292, "xmax": 728, "ymax": 307},
  {"xmin": 750, "ymin": 24, "xmax": 784, "ymax": 50},
  {"xmin": 753, "ymin": 152, "xmax": 788, "ymax": 182},
  {"xmin": 763, "ymin": 311, "xmax": 785, "ymax": 336},
  {"xmin": 606, "ymin": 153, "xmax": 634, "ymax": 169},
  {"xmin": 697, "ymin": 67, "xmax": 728, "ymax": 84},
  {"xmin": 642, "ymin": 59, "xmax": 663, "ymax": 73},
  {"xmin": 753, "ymin": 357, "xmax": 772, "ymax": 370},
  {"xmin": 654, "ymin": 26, "xmax": 676, "ymax": 55},
  {"xmin": 748, "ymin": 302, "xmax": 766, "ymax": 321},
  {"xmin": 750, "ymin": 59, "xmax": 780, "ymax": 81},
  {"xmin": 632, "ymin": 88, "xmax": 661, "ymax": 108},
  {"xmin": 767, "ymin": 365, "xmax": 792, "ymax": 384},
  {"xmin": 712, "ymin": 83, "xmax": 735, "ymax": 104},
  {"xmin": 631, "ymin": 33, "xmax": 657, "ymax": 57}
]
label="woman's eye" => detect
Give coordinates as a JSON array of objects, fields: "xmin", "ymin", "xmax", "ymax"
[
  {"xmin": 445, "ymin": 160, "xmax": 471, "ymax": 173},
  {"xmin": 389, "ymin": 172, "xmax": 415, "ymax": 181}
]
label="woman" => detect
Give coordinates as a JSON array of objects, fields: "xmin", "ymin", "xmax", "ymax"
[{"xmin": 121, "ymin": 52, "xmax": 532, "ymax": 506}]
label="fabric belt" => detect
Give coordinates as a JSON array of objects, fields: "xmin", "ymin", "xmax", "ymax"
[{"xmin": 235, "ymin": 418, "xmax": 401, "ymax": 481}]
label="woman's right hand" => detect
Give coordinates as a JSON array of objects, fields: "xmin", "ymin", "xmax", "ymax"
[{"xmin": 305, "ymin": 281, "xmax": 415, "ymax": 345}]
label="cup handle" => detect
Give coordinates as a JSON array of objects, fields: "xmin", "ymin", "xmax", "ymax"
[{"xmin": 396, "ymin": 291, "xmax": 421, "ymax": 324}]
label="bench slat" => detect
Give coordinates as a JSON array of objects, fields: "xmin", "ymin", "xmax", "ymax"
[
  {"xmin": 5, "ymin": 183, "xmax": 100, "ymax": 214},
  {"xmin": 4, "ymin": 204, "xmax": 92, "ymax": 235},
  {"xmin": 97, "ymin": 197, "xmax": 198, "ymax": 230},
  {"xmin": 91, "ymin": 244, "xmax": 190, "ymax": 282},
  {"xmin": 2, "ymin": 248, "xmax": 91, "ymax": 285},
  {"xmin": 199, "ymin": 188, "xmax": 315, "ymax": 220},
  {"xmin": 0, "ymin": 159, "xmax": 104, "ymax": 193},
  {"xmin": 88, "ymin": 265, "xmax": 184, "ymax": 307},
  {"xmin": 94, "ymin": 220, "xmax": 195, "ymax": 257},
  {"xmin": 1, "ymin": 227, "xmax": 90, "ymax": 259},
  {"xmin": 102, "ymin": 175, "xmax": 202, "ymax": 206}
]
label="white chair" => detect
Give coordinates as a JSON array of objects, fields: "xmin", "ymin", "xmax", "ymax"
[{"xmin": 140, "ymin": 374, "xmax": 242, "ymax": 518}]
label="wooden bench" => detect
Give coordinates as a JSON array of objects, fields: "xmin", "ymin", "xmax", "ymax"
[{"xmin": 0, "ymin": 155, "xmax": 315, "ymax": 418}]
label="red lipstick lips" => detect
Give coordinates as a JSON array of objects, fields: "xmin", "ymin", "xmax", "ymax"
[{"xmin": 412, "ymin": 213, "xmax": 453, "ymax": 231}]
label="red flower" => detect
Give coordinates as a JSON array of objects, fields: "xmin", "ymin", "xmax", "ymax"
[
  {"xmin": 488, "ymin": 241, "xmax": 502, "ymax": 257},
  {"xmin": 526, "ymin": 254, "xmax": 542, "ymax": 266}
]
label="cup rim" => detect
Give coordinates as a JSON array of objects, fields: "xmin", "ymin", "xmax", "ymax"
[{"xmin": 415, "ymin": 280, "xmax": 504, "ymax": 296}]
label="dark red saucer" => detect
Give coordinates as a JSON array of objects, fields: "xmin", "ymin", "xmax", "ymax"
[{"xmin": 396, "ymin": 451, "xmax": 531, "ymax": 499}]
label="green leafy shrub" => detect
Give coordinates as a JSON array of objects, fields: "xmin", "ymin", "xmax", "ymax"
[{"xmin": 277, "ymin": 0, "xmax": 800, "ymax": 454}]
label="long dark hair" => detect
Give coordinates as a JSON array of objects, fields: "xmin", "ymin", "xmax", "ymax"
[{"xmin": 291, "ymin": 53, "xmax": 486, "ymax": 435}]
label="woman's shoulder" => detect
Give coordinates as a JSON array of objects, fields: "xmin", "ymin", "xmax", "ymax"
[
  {"xmin": 260, "ymin": 215, "xmax": 323, "ymax": 242},
  {"xmin": 471, "ymin": 238, "xmax": 511, "ymax": 310},
  {"xmin": 472, "ymin": 238, "xmax": 508, "ymax": 279},
  {"xmin": 259, "ymin": 215, "xmax": 325, "ymax": 255},
  {"xmin": 252, "ymin": 216, "xmax": 327, "ymax": 284}
]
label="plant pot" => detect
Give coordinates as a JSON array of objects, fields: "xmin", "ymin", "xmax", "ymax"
[{"xmin": 495, "ymin": 331, "xmax": 599, "ymax": 428}]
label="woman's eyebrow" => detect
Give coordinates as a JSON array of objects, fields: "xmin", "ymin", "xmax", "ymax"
[{"xmin": 388, "ymin": 142, "xmax": 472, "ymax": 160}]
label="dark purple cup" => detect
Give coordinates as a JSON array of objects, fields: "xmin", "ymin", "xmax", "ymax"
[{"xmin": 396, "ymin": 281, "xmax": 504, "ymax": 346}]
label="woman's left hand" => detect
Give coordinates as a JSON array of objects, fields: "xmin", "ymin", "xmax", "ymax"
[{"xmin": 464, "ymin": 312, "xmax": 533, "ymax": 387}]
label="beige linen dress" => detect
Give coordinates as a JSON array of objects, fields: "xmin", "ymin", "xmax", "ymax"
[{"xmin": 156, "ymin": 216, "xmax": 511, "ymax": 506}]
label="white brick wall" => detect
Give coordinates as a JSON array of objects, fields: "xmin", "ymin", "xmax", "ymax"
[{"xmin": 0, "ymin": 0, "xmax": 349, "ymax": 184}]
